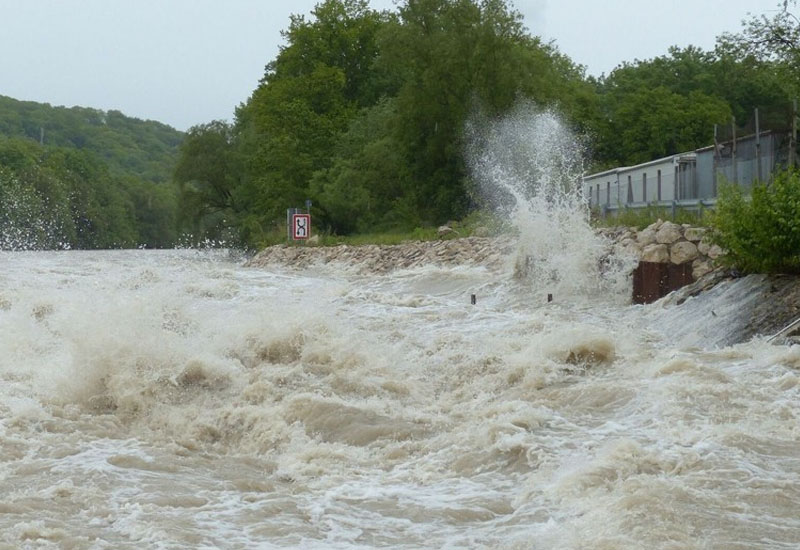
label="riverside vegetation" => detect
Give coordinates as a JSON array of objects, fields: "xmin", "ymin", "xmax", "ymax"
[{"xmin": 1, "ymin": 0, "xmax": 799, "ymax": 270}]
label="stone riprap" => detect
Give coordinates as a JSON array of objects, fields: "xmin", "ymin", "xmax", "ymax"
[
  {"xmin": 598, "ymin": 220, "xmax": 719, "ymax": 281},
  {"xmin": 246, "ymin": 236, "xmax": 514, "ymax": 274},
  {"xmin": 248, "ymin": 221, "xmax": 722, "ymax": 281}
]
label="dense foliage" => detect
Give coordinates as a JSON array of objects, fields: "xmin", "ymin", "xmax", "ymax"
[
  {"xmin": 0, "ymin": 95, "xmax": 183, "ymax": 183},
  {"xmin": 0, "ymin": 96, "xmax": 182, "ymax": 248},
  {"xmin": 176, "ymin": 0, "xmax": 597, "ymax": 244},
  {"xmin": 2, "ymin": 0, "xmax": 796, "ymax": 251},
  {"xmin": 0, "ymin": 137, "xmax": 177, "ymax": 249},
  {"xmin": 174, "ymin": 0, "xmax": 799, "ymax": 247},
  {"xmin": 711, "ymin": 170, "xmax": 800, "ymax": 273}
]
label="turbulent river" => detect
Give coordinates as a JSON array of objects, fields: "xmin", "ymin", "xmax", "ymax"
[
  {"xmin": 1, "ymin": 248, "xmax": 799, "ymax": 549},
  {"xmin": 3, "ymin": 107, "xmax": 800, "ymax": 548}
]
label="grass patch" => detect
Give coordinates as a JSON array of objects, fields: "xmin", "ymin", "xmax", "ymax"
[
  {"xmin": 591, "ymin": 204, "xmax": 710, "ymax": 230},
  {"xmin": 255, "ymin": 211, "xmax": 508, "ymax": 248}
]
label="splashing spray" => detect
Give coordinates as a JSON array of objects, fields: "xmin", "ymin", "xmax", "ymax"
[{"xmin": 466, "ymin": 101, "xmax": 634, "ymax": 302}]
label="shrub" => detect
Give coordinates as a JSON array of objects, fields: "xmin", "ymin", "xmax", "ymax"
[{"xmin": 710, "ymin": 169, "xmax": 800, "ymax": 273}]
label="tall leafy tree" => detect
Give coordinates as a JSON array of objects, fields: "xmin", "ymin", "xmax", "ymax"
[
  {"xmin": 174, "ymin": 120, "xmax": 238, "ymax": 242},
  {"xmin": 233, "ymin": 0, "xmax": 390, "ymax": 242},
  {"xmin": 722, "ymin": 0, "xmax": 799, "ymax": 93},
  {"xmin": 377, "ymin": 0, "xmax": 590, "ymax": 224}
]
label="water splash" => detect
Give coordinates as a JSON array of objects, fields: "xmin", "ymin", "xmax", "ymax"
[
  {"xmin": 466, "ymin": 102, "xmax": 634, "ymax": 302},
  {"xmin": 0, "ymin": 169, "xmax": 73, "ymax": 251}
]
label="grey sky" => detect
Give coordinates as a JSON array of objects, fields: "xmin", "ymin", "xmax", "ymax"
[{"xmin": 0, "ymin": 0, "xmax": 782, "ymax": 131}]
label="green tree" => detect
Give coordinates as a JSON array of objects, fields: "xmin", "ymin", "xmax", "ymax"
[
  {"xmin": 233, "ymin": 0, "xmax": 390, "ymax": 243},
  {"xmin": 174, "ymin": 120, "xmax": 238, "ymax": 242},
  {"xmin": 378, "ymin": 0, "xmax": 590, "ymax": 224},
  {"xmin": 720, "ymin": 0, "xmax": 800, "ymax": 95},
  {"xmin": 590, "ymin": 45, "xmax": 788, "ymax": 168},
  {"xmin": 602, "ymin": 87, "xmax": 730, "ymax": 165},
  {"xmin": 0, "ymin": 96, "xmax": 181, "ymax": 248},
  {"xmin": 309, "ymin": 98, "xmax": 414, "ymax": 233}
]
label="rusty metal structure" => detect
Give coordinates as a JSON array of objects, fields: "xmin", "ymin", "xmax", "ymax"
[{"xmin": 632, "ymin": 261, "xmax": 694, "ymax": 304}]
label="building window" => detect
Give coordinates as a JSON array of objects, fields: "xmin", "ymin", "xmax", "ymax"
[
  {"xmin": 627, "ymin": 175, "xmax": 633, "ymax": 203},
  {"xmin": 657, "ymin": 169, "xmax": 662, "ymax": 200},
  {"xmin": 643, "ymin": 173, "xmax": 647, "ymax": 202}
]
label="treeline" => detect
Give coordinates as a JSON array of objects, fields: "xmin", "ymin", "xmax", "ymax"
[
  {"xmin": 0, "ymin": 137, "xmax": 177, "ymax": 249},
  {"xmin": 0, "ymin": 96, "xmax": 183, "ymax": 249},
  {"xmin": 175, "ymin": 0, "xmax": 799, "ymax": 247},
  {"xmin": 175, "ymin": 0, "xmax": 596, "ymax": 244},
  {"xmin": 2, "ymin": 0, "xmax": 795, "ymax": 250},
  {"xmin": 0, "ymin": 95, "xmax": 183, "ymax": 183}
]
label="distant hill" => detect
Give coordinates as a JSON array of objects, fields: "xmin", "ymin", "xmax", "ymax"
[
  {"xmin": 0, "ymin": 95, "xmax": 184, "ymax": 249},
  {"xmin": 0, "ymin": 94, "xmax": 183, "ymax": 184}
]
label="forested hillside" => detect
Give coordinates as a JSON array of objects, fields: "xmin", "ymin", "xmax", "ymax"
[
  {"xmin": 175, "ymin": 0, "xmax": 799, "ymax": 247},
  {"xmin": 0, "ymin": 95, "xmax": 182, "ymax": 249},
  {"xmin": 0, "ymin": 95, "xmax": 182, "ymax": 183}
]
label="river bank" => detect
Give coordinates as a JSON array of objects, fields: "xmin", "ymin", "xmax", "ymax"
[
  {"xmin": 247, "ymin": 224, "xmax": 800, "ymax": 346},
  {"xmin": 248, "ymin": 220, "xmax": 719, "ymax": 275},
  {"xmin": 246, "ymin": 236, "xmax": 514, "ymax": 273}
]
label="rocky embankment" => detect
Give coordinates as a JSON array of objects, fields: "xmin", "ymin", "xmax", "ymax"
[
  {"xmin": 599, "ymin": 220, "xmax": 724, "ymax": 281},
  {"xmin": 248, "ymin": 220, "xmax": 721, "ymax": 281},
  {"xmin": 246, "ymin": 225, "xmax": 800, "ymax": 344},
  {"xmin": 246, "ymin": 236, "xmax": 514, "ymax": 273}
]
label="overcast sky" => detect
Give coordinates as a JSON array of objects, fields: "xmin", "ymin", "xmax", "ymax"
[{"xmin": 0, "ymin": 0, "xmax": 783, "ymax": 131}]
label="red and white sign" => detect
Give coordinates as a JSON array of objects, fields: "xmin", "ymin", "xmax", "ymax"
[{"xmin": 291, "ymin": 214, "xmax": 311, "ymax": 240}]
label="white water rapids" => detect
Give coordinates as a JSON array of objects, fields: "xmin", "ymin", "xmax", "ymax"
[
  {"xmin": 0, "ymin": 248, "xmax": 799, "ymax": 549},
  {"xmin": 2, "ymin": 108, "xmax": 799, "ymax": 548}
]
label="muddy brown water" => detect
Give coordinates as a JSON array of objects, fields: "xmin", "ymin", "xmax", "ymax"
[{"xmin": 1, "ymin": 249, "xmax": 798, "ymax": 549}]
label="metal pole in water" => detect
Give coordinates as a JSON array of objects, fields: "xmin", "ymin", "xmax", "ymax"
[
  {"xmin": 470, "ymin": 294, "xmax": 476, "ymax": 305},
  {"xmin": 547, "ymin": 293, "xmax": 553, "ymax": 303}
]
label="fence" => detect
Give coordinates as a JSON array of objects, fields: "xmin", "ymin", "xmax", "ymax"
[{"xmin": 586, "ymin": 101, "xmax": 799, "ymax": 218}]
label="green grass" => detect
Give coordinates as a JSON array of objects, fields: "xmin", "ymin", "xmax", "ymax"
[
  {"xmin": 256, "ymin": 211, "xmax": 506, "ymax": 248},
  {"xmin": 591, "ymin": 204, "xmax": 710, "ymax": 230}
]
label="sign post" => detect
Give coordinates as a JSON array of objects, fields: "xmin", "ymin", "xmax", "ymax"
[{"xmin": 291, "ymin": 213, "xmax": 311, "ymax": 241}]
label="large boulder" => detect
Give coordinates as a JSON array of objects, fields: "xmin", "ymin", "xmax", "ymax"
[
  {"xmin": 637, "ymin": 228, "xmax": 657, "ymax": 246},
  {"xmin": 670, "ymin": 241, "xmax": 699, "ymax": 264},
  {"xmin": 684, "ymin": 227, "xmax": 707, "ymax": 242},
  {"xmin": 656, "ymin": 222, "xmax": 683, "ymax": 244},
  {"xmin": 641, "ymin": 243, "xmax": 670, "ymax": 263}
]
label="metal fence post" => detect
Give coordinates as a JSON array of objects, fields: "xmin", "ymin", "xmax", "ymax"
[
  {"xmin": 755, "ymin": 107, "xmax": 763, "ymax": 183},
  {"xmin": 731, "ymin": 116, "xmax": 738, "ymax": 186},
  {"xmin": 792, "ymin": 99, "xmax": 798, "ymax": 169}
]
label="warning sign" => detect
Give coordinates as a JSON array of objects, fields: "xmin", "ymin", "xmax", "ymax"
[{"xmin": 291, "ymin": 214, "xmax": 311, "ymax": 240}]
